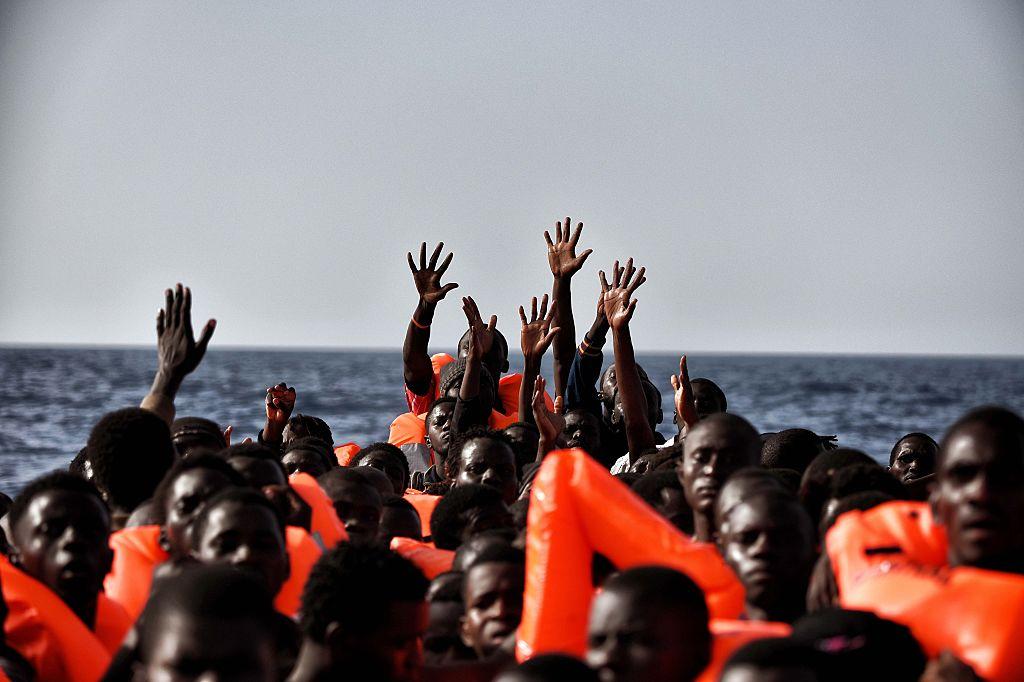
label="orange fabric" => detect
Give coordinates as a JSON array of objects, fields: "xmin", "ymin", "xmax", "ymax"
[
  {"xmin": 104, "ymin": 525, "xmax": 170, "ymax": 621},
  {"xmin": 274, "ymin": 526, "xmax": 324, "ymax": 618},
  {"xmin": 826, "ymin": 501, "xmax": 1024, "ymax": 681},
  {"xmin": 516, "ymin": 449, "xmax": 745, "ymax": 661},
  {"xmin": 289, "ymin": 472, "xmax": 348, "ymax": 549},
  {"xmin": 334, "ymin": 442, "xmax": 361, "ymax": 467},
  {"xmin": 403, "ymin": 492, "xmax": 442, "ymax": 539},
  {"xmin": 94, "ymin": 592, "xmax": 132, "ymax": 654},
  {"xmin": 695, "ymin": 620, "xmax": 791, "ymax": 682},
  {"xmin": 390, "ymin": 537, "xmax": 455, "ymax": 580},
  {"xmin": 1, "ymin": 555, "xmax": 110, "ymax": 682},
  {"xmin": 389, "ymin": 412, "xmax": 430, "ymax": 447}
]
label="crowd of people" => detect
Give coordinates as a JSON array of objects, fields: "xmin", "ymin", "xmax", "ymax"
[{"xmin": 0, "ymin": 218, "xmax": 1021, "ymax": 682}]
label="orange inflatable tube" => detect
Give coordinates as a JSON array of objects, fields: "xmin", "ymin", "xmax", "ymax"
[
  {"xmin": 104, "ymin": 524, "xmax": 170, "ymax": 621},
  {"xmin": 403, "ymin": 492, "xmax": 441, "ymax": 540},
  {"xmin": 289, "ymin": 471, "xmax": 348, "ymax": 549},
  {"xmin": 516, "ymin": 448, "xmax": 745, "ymax": 661},
  {"xmin": 827, "ymin": 501, "xmax": 1024, "ymax": 681},
  {"xmin": 275, "ymin": 526, "xmax": 324, "ymax": 618},
  {"xmin": 390, "ymin": 536, "xmax": 455, "ymax": 580},
  {"xmin": 334, "ymin": 442, "xmax": 361, "ymax": 467},
  {"xmin": 1, "ymin": 555, "xmax": 111, "ymax": 682}
]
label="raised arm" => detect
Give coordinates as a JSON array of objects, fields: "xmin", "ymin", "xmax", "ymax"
[
  {"xmin": 452, "ymin": 296, "xmax": 496, "ymax": 436},
  {"xmin": 669, "ymin": 355, "xmax": 699, "ymax": 438},
  {"xmin": 517, "ymin": 294, "xmax": 559, "ymax": 425},
  {"xmin": 259, "ymin": 382, "xmax": 296, "ymax": 449},
  {"xmin": 403, "ymin": 242, "xmax": 459, "ymax": 396},
  {"xmin": 545, "ymin": 217, "xmax": 592, "ymax": 400},
  {"xmin": 600, "ymin": 259, "xmax": 655, "ymax": 462},
  {"xmin": 531, "ymin": 375, "xmax": 566, "ymax": 461},
  {"xmin": 141, "ymin": 283, "xmax": 215, "ymax": 425}
]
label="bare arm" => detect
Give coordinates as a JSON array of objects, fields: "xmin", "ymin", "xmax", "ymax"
[
  {"xmin": 531, "ymin": 375, "xmax": 566, "ymax": 461},
  {"xmin": 260, "ymin": 382, "xmax": 296, "ymax": 448},
  {"xmin": 452, "ymin": 297, "xmax": 495, "ymax": 436},
  {"xmin": 517, "ymin": 295, "xmax": 559, "ymax": 425},
  {"xmin": 670, "ymin": 355, "xmax": 699, "ymax": 438},
  {"xmin": 140, "ymin": 283, "xmax": 215, "ymax": 425},
  {"xmin": 403, "ymin": 242, "xmax": 458, "ymax": 395},
  {"xmin": 601, "ymin": 259, "xmax": 655, "ymax": 462},
  {"xmin": 545, "ymin": 217, "xmax": 592, "ymax": 400}
]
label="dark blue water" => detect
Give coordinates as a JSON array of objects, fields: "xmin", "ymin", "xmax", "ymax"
[{"xmin": 1, "ymin": 347, "xmax": 1022, "ymax": 494}]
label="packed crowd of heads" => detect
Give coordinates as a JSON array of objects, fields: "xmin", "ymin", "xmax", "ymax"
[{"xmin": 0, "ymin": 219, "xmax": 1021, "ymax": 682}]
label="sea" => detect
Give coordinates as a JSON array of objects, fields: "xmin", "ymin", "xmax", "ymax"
[{"xmin": 1, "ymin": 347, "xmax": 1022, "ymax": 494}]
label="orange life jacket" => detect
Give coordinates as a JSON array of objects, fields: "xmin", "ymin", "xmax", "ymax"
[
  {"xmin": 695, "ymin": 620, "xmax": 792, "ymax": 682},
  {"xmin": 388, "ymin": 407, "xmax": 529, "ymax": 450},
  {"xmin": 104, "ymin": 525, "xmax": 170, "ymax": 621},
  {"xmin": 390, "ymin": 537, "xmax": 455, "ymax": 580},
  {"xmin": 826, "ymin": 501, "xmax": 1024, "ymax": 681},
  {"xmin": 1, "ymin": 555, "xmax": 111, "ymax": 682},
  {"xmin": 334, "ymin": 442, "xmax": 361, "ymax": 467},
  {"xmin": 516, "ymin": 448, "xmax": 745, "ymax": 661},
  {"xmin": 403, "ymin": 492, "xmax": 442, "ymax": 539},
  {"xmin": 274, "ymin": 526, "xmax": 324, "ymax": 618},
  {"xmin": 94, "ymin": 592, "xmax": 133, "ymax": 655},
  {"xmin": 289, "ymin": 472, "xmax": 348, "ymax": 549}
]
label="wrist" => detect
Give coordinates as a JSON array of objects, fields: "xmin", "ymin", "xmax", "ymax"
[
  {"xmin": 414, "ymin": 300, "xmax": 436, "ymax": 324},
  {"xmin": 151, "ymin": 370, "xmax": 181, "ymax": 397},
  {"xmin": 523, "ymin": 357, "xmax": 542, "ymax": 374}
]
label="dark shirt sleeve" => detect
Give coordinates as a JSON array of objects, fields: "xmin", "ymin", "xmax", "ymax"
[
  {"xmin": 452, "ymin": 394, "xmax": 490, "ymax": 439},
  {"xmin": 565, "ymin": 333, "xmax": 605, "ymax": 421}
]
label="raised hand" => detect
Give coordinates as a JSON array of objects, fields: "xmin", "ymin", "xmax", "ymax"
[
  {"xmin": 599, "ymin": 258, "xmax": 646, "ymax": 330},
  {"xmin": 545, "ymin": 217, "xmax": 593, "ymax": 279},
  {"xmin": 532, "ymin": 375, "xmax": 566, "ymax": 457},
  {"xmin": 407, "ymin": 242, "xmax": 458, "ymax": 305},
  {"xmin": 669, "ymin": 355, "xmax": 699, "ymax": 434},
  {"xmin": 519, "ymin": 294, "xmax": 560, "ymax": 362},
  {"xmin": 266, "ymin": 382, "xmax": 296, "ymax": 428},
  {"xmin": 156, "ymin": 283, "xmax": 216, "ymax": 386},
  {"xmin": 462, "ymin": 296, "xmax": 496, "ymax": 361}
]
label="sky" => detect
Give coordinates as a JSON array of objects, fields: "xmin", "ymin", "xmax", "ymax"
[{"xmin": 1, "ymin": 1, "xmax": 1022, "ymax": 355}]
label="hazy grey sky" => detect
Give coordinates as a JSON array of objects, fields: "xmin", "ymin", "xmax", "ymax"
[{"xmin": 2, "ymin": 1, "xmax": 1022, "ymax": 355}]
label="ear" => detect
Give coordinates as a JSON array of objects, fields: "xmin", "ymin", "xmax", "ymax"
[{"xmin": 157, "ymin": 526, "xmax": 171, "ymax": 553}]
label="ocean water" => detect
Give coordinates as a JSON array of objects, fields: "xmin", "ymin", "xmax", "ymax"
[{"xmin": 0, "ymin": 347, "xmax": 1022, "ymax": 494}]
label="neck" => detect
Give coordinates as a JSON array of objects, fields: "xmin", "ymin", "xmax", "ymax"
[
  {"xmin": 693, "ymin": 513, "xmax": 715, "ymax": 544},
  {"xmin": 745, "ymin": 593, "xmax": 806, "ymax": 624},
  {"xmin": 66, "ymin": 594, "xmax": 98, "ymax": 630},
  {"xmin": 288, "ymin": 640, "xmax": 335, "ymax": 682}
]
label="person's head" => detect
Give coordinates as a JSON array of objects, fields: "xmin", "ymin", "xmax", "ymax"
[
  {"xmin": 451, "ymin": 529, "xmax": 519, "ymax": 572},
  {"xmin": 424, "ymin": 571, "xmax": 466, "ymax": 663},
  {"xmin": 281, "ymin": 437, "xmax": 335, "ymax": 478},
  {"xmin": 819, "ymin": 463, "xmax": 905, "ymax": 526},
  {"xmin": 150, "ymin": 454, "xmax": 246, "ymax": 556},
  {"xmin": 299, "ymin": 544, "xmax": 429, "ymax": 682},
  {"xmin": 716, "ymin": 488, "xmax": 816, "ymax": 622},
  {"xmin": 425, "ymin": 398, "xmax": 457, "ymax": 458},
  {"xmin": 133, "ymin": 564, "xmax": 279, "ymax": 682},
  {"xmin": 932, "ymin": 406, "xmax": 1024, "ymax": 572},
  {"xmin": 317, "ymin": 468, "xmax": 384, "ymax": 545},
  {"xmin": 431, "ymin": 484, "xmax": 513, "ymax": 551},
  {"xmin": 453, "ymin": 428, "xmax": 519, "ymax": 505},
  {"xmin": 87, "ymin": 407, "xmax": 175, "ymax": 517},
  {"xmin": 460, "ymin": 543, "xmax": 525, "ymax": 658},
  {"xmin": 440, "ymin": 359, "xmax": 497, "ymax": 415},
  {"xmin": 503, "ymin": 422, "xmax": 540, "ymax": 474},
  {"xmin": 495, "ymin": 654, "xmax": 599, "ymax": 682},
  {"xmin": 761, "ymin": 429, "xmax": 829, "ymax": 475},
  {"xmin": 631, "ymin": 471, "xmax": 693, "ymax": 535},
  {"xmin": 689, "ymin": 378, "xmax": 727, "ymax": 421},
  {"xmin": 719, "ymin": 638, "xmax": 821, "ymax": 682},
  {"xmin": 458, "ymin": 327, "xmax": 510, "ymax": 380},
  {"xmin": 8, "ymin": 472, "xmax": 112, "ymax": 624},
  {"xmin": 799, "ymin": 449, "xmax": 875, "ymax": 525},
  {"xmin": 216, "ymin": 443, "xmax": 288, "ymax": 488},
  {"xmin": 819, "ymin": 491, "xmax": 895, "ymax": 538},
  {"xmin": 562, "ymin": 410, "xmax": 603, "ymax": 458},
  {"xmin": 380, "ymin": 496, "xmax": 423, "ymax": 545},
  {"xmin": 189, "ymin": 487, "xmax": 290, "ymax": 596},
  {"xmin": 281, "ymin": 414, "xmax": 333, "ymax": 450},
  {"xmin": 354, "ymin": 443, "xmax": 411, "ymax": 495},
  {"xmin": 599, "ymin": 366, "xmax": 663, "ymax": 432},
  {"xmin": 677, "ymin": 413, "xmax": 761, "ymax": 520},
  {"xmin": 790, "ymin": 608, "xmax": 926, "ymax": 681},
  {"xmin": 888, "ymin": 432, "xmax": 938, "ymax": 484},
  {"xmin": 586, "ymin": 566, "xmax": 711, "ymax": 682},
  {"xmin": 171, "ymin": 417, "xmax": 227, "ymax": 459}
]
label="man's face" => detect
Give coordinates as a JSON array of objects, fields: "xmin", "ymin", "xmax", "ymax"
[
  {"xmin": 932, "ymin": 422, "xmax": 1024, "ymax": 571},
  {"xmin": 336, "ymin": 601, "xmax": 429, "ymax": 682},
  {"xmin": 362, "ymin": 452, "xmax": 408, "ymax": 496},
  {"xmin": 190, "ymin": 502, "xmax": 290, "ymax": 596},
  {"xmin": 281, "ymin": 448, "xmax": 329, "ymax": 479},
  {"xmin": 890, "ymin": 436, "xmax": 937, "ymax": 484},
  {"xmin": 426, "ymin": 405, "xmax": 454, "ymax": 456},
  {"xmin": 718, "ymin": 496, "xmax": 814, "ymax": 612},
  {"xmin": 12, "ymin": 490, "xmax": 112, "ymax": 619},
  {"xmin": 457, "ymin": 439, "xmax": 519, "ymax": 505},
  {"xmin": 460, "ymin": 562, "xmax": 524, "ymax": 658},
  {"xmin": 329, "ymin": 481, "xmax": 383, "ymax": 546},
  {"xmin": 135, "ymin": 610, "xmax": 277, "ymax": 682},
  {"xmin": 563, "ymin": 411, "xmax": 602, "ymax": 456},
  {"xmin": 678, "ymin": 421, "xmax": 758, "ymax": 517},
  {"xmin": 162, "ymin": 469, "xmax": 235, "ymax": 557},
  {"xmin": 586, "ymin": 587, "xmax": 707, "ymax": 682}
]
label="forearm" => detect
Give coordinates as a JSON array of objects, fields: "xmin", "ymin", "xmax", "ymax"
[
  {"xmin": 611, "ymin": 326, "xmax": 656, "ymax": 460},
  {"xmin": 403, "ymin": 300, "xmax": 436, "ymax": 394},
  {"xmin": 459, "ymin": 355, "xmax": 481, "ymax": 402},
  {"xmin": 551, "ymin": 277, "xmax": 575, "ymax": 399},
  {"xmin": 140, "ymin": 370, "xmax": 181, "ymax": 426},
  {"xmin": 518, "ymin": 357, "xmax": 541, "ymax": 427}
]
